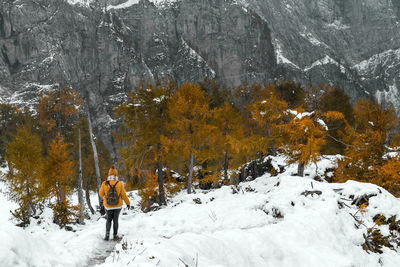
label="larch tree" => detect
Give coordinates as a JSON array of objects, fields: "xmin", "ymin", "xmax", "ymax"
[
  {"xmin": 116, "ymin": 80, "xmax": 175, "ymax": 205},
  {"xmin": 334, "ymin": 99, "xmax": 398, "ymax": 185},
  {"xmin": 277, "ymin": 108, "xmax": 328, "ymax": 176},
  {"xmin": 211, "ymin": 102, "xmax": 245, "ymax": 181},
  {"xmin": 5, "ymin": 126, "xmax": 43, "ymax": 225},
  {"xmin": 164, "ymin": 82, "xmax": 216, "ymax": 194},
  {"xmin": 377, "ymin": 156, "xmax": 400, "ymax": 196},
  {"xmin": 248, "ymin": 84, "xmax": 288, "ymax": 156},
  {"xmin": 38, "ymin": 87, "xmax": 83, "ymax": 153},
  {"xmin": 319, "ymin": 85, "xmax": 355, "ymax": 154},
  {"xmin": 0, "ymin": 104, "xmax": 26, "ymax": 166},
  {"xmin": 42, "ymin": 133, "xmax": 75, "ymax": 226}
]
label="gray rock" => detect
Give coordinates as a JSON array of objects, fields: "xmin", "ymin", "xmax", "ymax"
[{"xmin": 1, "ymin": 0, "xmax": 399, "ymax": 156}]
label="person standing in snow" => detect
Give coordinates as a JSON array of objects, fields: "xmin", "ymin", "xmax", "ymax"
[{"xmin": 99, "ymin": 166, "xmax": 131, "ymax": 240}]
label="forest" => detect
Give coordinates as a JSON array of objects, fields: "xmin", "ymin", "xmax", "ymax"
[{"xmin": 1, "ymin": 79, "xmax": 399, "ymax": 227}]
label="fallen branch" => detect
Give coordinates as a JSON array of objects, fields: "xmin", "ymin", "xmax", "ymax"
[
  {"xmin": 179, "ymin": 258, "xmax": 189, "ymax": 267},
  {"xmin": 301, "ymin": 190, "xmax": 322, "ymax": 197}
]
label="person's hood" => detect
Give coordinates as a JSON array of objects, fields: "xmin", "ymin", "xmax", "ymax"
[{"xmin": 107, "ymin": 175, "xmax": 119, "ymax": 181}]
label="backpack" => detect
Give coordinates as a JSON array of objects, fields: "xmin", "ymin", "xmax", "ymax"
[{"xmin": 106, "ymin": 181, "xmax": 119, "ymax": 206}]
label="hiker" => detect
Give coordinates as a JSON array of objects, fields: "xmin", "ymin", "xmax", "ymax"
[{"xmin": 99, "ymin": 166, "xmax": 131, "ymax": 241}]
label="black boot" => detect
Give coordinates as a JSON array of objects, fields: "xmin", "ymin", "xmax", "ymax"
[
  {"xmin": 104, "ymin": 232, "xmax": 110, "ymax": 241},
  {"xmin": 113, "ymin": 234, "xmax": 120, "ymax": 240}
]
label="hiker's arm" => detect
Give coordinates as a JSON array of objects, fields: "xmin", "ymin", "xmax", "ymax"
[
  {"xmin": 99, "ymin": 182, "xmax": 105, "ymax": 198},
  {"xmin": 120, "ymin": 184, "xmax": 131, "ymax": 206}
]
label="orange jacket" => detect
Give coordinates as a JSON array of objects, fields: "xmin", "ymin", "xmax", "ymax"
[{"xmin": 99, "ymin": 180, "xmax": 130, "ymax": 209}]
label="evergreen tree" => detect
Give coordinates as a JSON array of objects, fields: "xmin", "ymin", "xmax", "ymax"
[{"xmin": 274, "ymin": 81, "xmax": 305, "ymax": 109}]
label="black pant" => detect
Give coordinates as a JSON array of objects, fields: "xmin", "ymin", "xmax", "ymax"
[{"xmin": 105, "ymin": 208, "xmax": 121, "ymax": 236}]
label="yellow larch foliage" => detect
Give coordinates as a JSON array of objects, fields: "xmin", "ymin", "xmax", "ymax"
[
  {"xmin": 138, "ymin": 170, "xmax": 159, "ymax": 208},
  {"xmin": 5, "ymin": 126, "xmax": 43, "ymax": 224},
  {"xmin": 38, "ymin": 87, "xmax": 83, "ymax": 148},
  {"xmin": 377, "ymin": 156, "xmax": 400, "ymax": 196},
  {"xmin": 248, "ymin": 85, "xmax": 288, "ymax": 155},
  {"xmin": 163, "ymin": 82, "xmax": 216, "ymax": 193},
  {"xmin": 42, "ymin": 133, "xmax": 75, "ymax": 225},
  {"xmin": 164, "ymin": 82, "xmax": 216, "ymax": 169},
  {"xmin": 210, "ymin": 102, "xmax": 245, "ymax": 181},
  {"xmin": 115, "ymin": 80, "xmax": 175, "ymax": 203},
  {"xmin": 334, "ymin": 99, "xmax": 398, "ymax": 185},
  {"xmin": 277, "ymin": 108, "xmax": 327, "ymax": 176}
]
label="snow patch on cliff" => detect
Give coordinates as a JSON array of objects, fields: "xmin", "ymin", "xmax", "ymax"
[
  {"xmin": 304, "ymin": 55, "xmax": 346, "ymax": 73},
  {"xmin": 300, "ymin": 32, "xmax": 330, "ymax": 49},
  {"xmin": 107, "ymin": 0, "xmax": 178, "ymax": 10},
  {"xmin": 353, "ymin": 48, "xmax": 400, "ymax": 76},
  {"xmin": 66, "ymin": 0, "xmax": 94, "ymax": 6},
  {"xmin": 325, "ymin": 20, "xmax": 351, "ymax": 30},
  {"xmin": 180, "ymin": 37, "xmax": 216, "ymax": 78},
  {"xmin": 273, "ymin": 39, "xmax": 300, "ymax": 70}
]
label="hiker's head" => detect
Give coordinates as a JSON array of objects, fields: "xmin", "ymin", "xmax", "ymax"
[{"xmin": 108, "ymin": 165, "xmax": 118, "ymax": 177}]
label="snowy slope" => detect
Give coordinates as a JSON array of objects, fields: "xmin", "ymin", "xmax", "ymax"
[
  {"xmin": 97, "ymin": 166, "xmax": 400, "ymax": 266},
  {"xmin": 1, "ymin": 156, "xmax": 400, "ymax": 266}
]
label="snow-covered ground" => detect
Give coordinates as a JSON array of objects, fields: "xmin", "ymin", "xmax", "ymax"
[{"xmin": 1, "ymin": 155, "xmax": 400, "ymax": 266}]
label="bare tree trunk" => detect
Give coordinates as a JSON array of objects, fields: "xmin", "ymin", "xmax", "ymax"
[
  {"xmin": 157, "ymin": 153, "xmax": 166, "ymax": 205},
  {"xmin": 188, "ymin": 151, "xmax": 194, "ymax": 194},
  {"xmin": 57, "ymin": 182, "xmax": 64, "ymax": 205},
  {"xmin": 26, "ymin": 183, "xmax": 36, "ymax": 216},
  {"xmin": 298, "ymin": 162, "xmax": 305, "ymax": 177},
  {"xmin": 85, "ymin": 179, "xmax": 95, "ymax": 215},
  {"xmin": 87, "ymin": 111, "xmax": 103, "ymax": 211},
  {"xmin": 223, "ymin": 151, "xmax": 229, "ymax": 180},
  {"xmin": 77, "ymin": 128, "xmax": 86, "ymax": 223}
]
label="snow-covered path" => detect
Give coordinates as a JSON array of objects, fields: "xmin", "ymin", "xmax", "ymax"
[
  {"xmin": 1, "ymin": 156, "xmax": 400, "ymax": 267},
  {"xmin": 95, "ymin": 175, "xmax": 400, "ymax": 267}
]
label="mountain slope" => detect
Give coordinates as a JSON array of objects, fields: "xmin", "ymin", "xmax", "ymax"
[{"xmin": 1, "ymin": 0, "xmax": 400, "ymax": 153}]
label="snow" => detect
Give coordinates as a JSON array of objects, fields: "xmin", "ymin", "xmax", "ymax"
[
  {"xmin": 273, "ymin": 39, "xmax": 301, "ymax": 70},
  {"xmin": 107, "ymin": 0, "xmax": 140, "ymax": 10},
  {"xmin": 325, "ymin": 20, "xmax": 350, "ymax": 30},
  {"xmin": 353, "ymin": 48, "xmax": 400, "ymax": 75},
  {"xmin": 179, "ymin": 37, "xmax": 216, "ymax": 78},
  {"xmin": 287, "ymin": 109, "xmax": 314, "ymax": 120},
  {"xmin": 300, "ymin": 32, "xmax": 329, "ymax": 49},
  {"xmin": 1, "ymin": 155, "xmax": 400, "ymax": 266},
  {"xmin": 66, "ymin": 0, "xmax": 94, "ymax": 6},
  {"xmin": 304, "ymin": 55, "xmax": 346, "ymax": 74},
  {"xmin": 317, "ymin": 118, "xmax": 328, "ymax": 130},
  {"xmin": 107, "ymin": 0, "xmax": 178, "ymax": 10}
]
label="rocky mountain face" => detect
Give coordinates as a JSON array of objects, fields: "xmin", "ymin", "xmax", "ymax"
[{"xmin": 0, "ymin": 0, "xmax": 399, "ymax": 156}]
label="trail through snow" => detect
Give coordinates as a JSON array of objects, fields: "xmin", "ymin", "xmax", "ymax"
[{"xmin": 1, "ymin": 155, "xmax": 400, "ymax": 266}]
